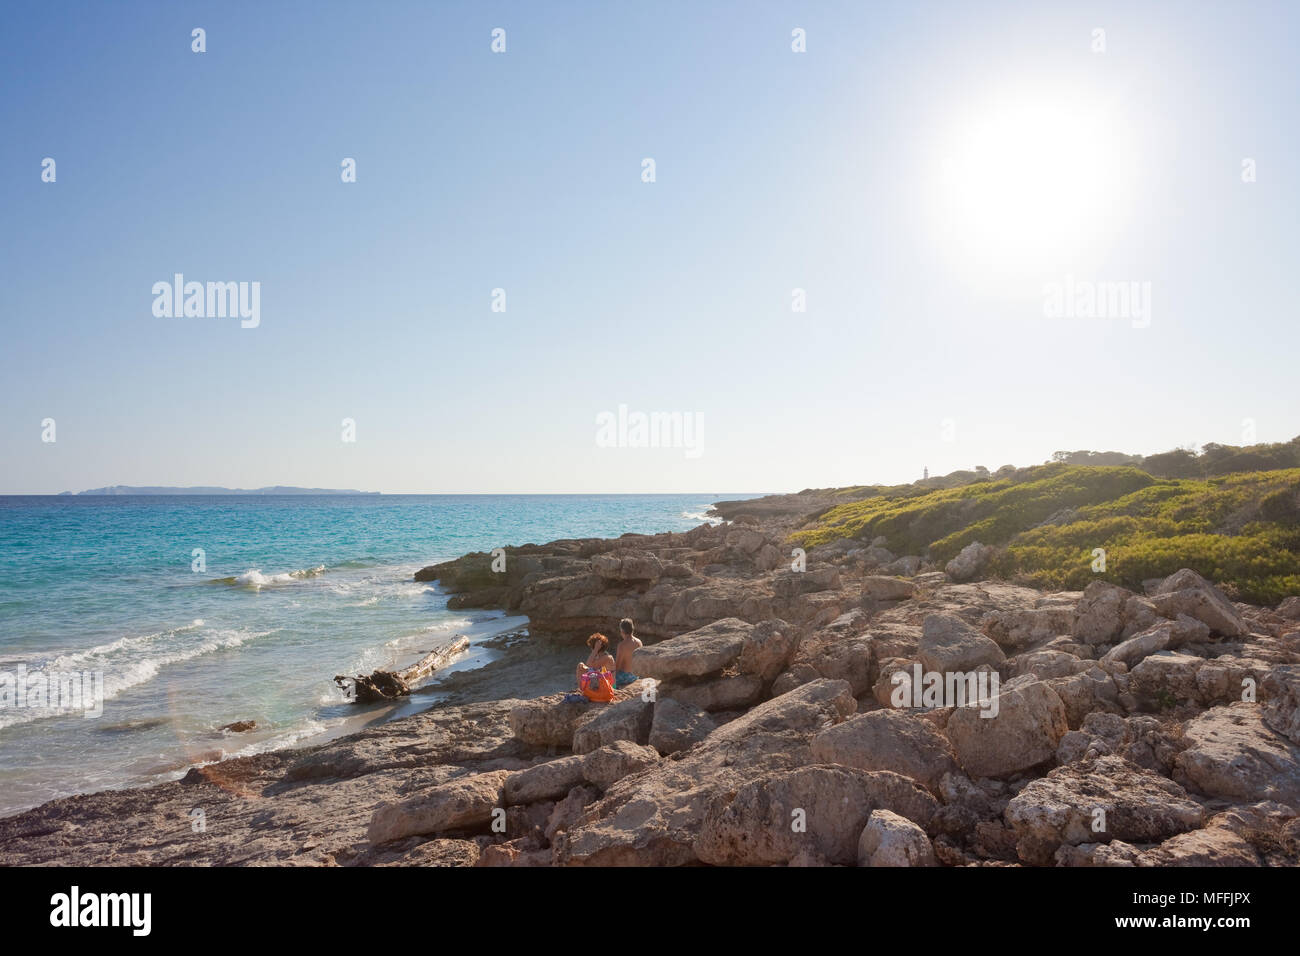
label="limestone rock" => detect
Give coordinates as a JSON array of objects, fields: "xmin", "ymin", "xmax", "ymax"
[
  {"xmin": 1151, "ymin": 569, "xmax": 1247, "ymax": 637},
  {"xmin": 872, "ymin": 658, "xmax": 914, "ymax": 708},
  {"xmin": 1072, "ymin": 581, "xmax": 1129, "ymax": 645},
  {"xmin": 376, "ymin": 838, "xmax": 482, "ymax": 867},
  {"xmin": 1174, "ymin": 703, "xmax": 1300, "ymax": 805},
  {"xmin": 695, "ymin": 766, "xmax": 937, "ymax": 866},
  {"xmin": 754, "ymin": 544, "xmax": 784, "ymax": 571},
  {"xmin": 1047, "ymin": 665, "xmax": 1121, "ymax": 728},
  {"xmin": 508, "ymin": 694, "xmax": 593, "ymax": 747},
  {"xmin": 368, "ymin": 770, "xmax": 511, "ymax": 845},
  {"xmin": 658, "ymin": 674, "xmax": 763, "ymax": 712},
  {"xmin": 632, "ymin": 618, "xmax": 749, "ymax": 680},
  {"xmin": 857, "ymin": 809, "xmax": 937, "ymax": 866},
  {"xmin": 552, "ymin": 680, "xmax": 857, "ymax": 866},
  {"xmin": 661, "ymin": 584, "xmax": 772, "ymax": 632},
  {"xmin": 504, "ymin": 756, "xmax": 586, "ymax": 805},
  {"xmin": 1056, "ymin": 713, "xmax": 1184, "ymax": 774},
  {"xmin": 919, "ymin": 613, "xmax": 1005, "ymax": 674},
  {"xmin": 862, "ymin": 576, "xmax": 916, "ymax": 602},
  {"xmin": 982, "ymin": 606, "xmax": 1076, "ymax": 650},
  {"xmin": 882, "ymin": 556, "xmax": 922, "ymax": 576},
  {"xmin": 811, "ymin": 708, "xmax": 958, "ymax": 792},
  {"xmin": 1122, "ymin": 595, "xmax": 1160, "ymax": 637},
  {"xmin": 771, "ymin": 662, "xmax": 821, "ymax": 698},
  {"xmin": 544, "ymin": 785, "xmax": 600, "ymax": 843},
  {"xmin": 770, "ymin": 610, "xmax": 884, "ymax": 697},
  {"xmin": 591, "ymin": 549, "xmax": 662, "ymax": 582},
  {"xmin": 1010, "ymin": 649, "xmax": 1093, "ymax": 681},
  {"xmin": 945, "ymin": 679, "xmax": 1068, "ymax": 778},
  {"xmin": 944, "ymin": 542, "xmax": 994, "ymax": 583},
  {"xmin": 647, "ymin": 697, "xmax": 717, "ymax": 755},
  {"xmin": 772, "ymin": 567, "xmax": 841, "ymax": 597},
  {"xmin": 725, "ymin": 528, "xmax": 770, "ymax": 555},
  {"xmin": 503, "ymin": 801, "xmax": 554, "ymax": 842},
  {"xmin": 1196, "ymin": 659, "xmax": 1265, "ymax": 707},
  {"xmin": 1054, "ymin": 840, "xmax": 1141, "ymax": 867},
  {"xmin": 1129, "ymin": 651, "xmax": 1205, "ymax": 706},
  {"xmin": 736, "ymin": 619, "xmax": 800, "ymax": 682},
  {"xmin": 1101, "ymin": 623, "xmax": 1175, "ymax": 668},
  {"xmin": 478, "ymin": 838, "xmax": 552, "ymax": 867},
  {"xmin": 1004, "ymin": 756, "xmax": 1204, "ymax": 864},
  {"xmin": 572, "ymin": 696, "xmax": 654, "ymax": 754},
  {"xmin": 798, "ymin": 634, "xmax": 879, "ymax": 696},
  {"xmin": 1137, "ymin": 820, "xmax": 1260, "ymax": 866},
  {"xmin": 582, "ymin": 741, "xmax": 660, "ymax": 791},
  {"xmin": 1262, "ymin": 665, "xmax": 1300, "ymax": 744}
]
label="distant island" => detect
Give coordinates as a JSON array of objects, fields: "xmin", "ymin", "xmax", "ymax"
[{"xmin": 64, "ymin": 486, "xmax": 381, "ymax": 496}]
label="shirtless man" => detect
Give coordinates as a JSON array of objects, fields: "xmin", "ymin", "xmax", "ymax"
[{"xmin": 614, "ymin": 618, "xmax": 643, "ymax": 689}]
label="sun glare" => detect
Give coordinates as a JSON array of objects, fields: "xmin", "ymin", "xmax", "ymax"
[{"xmin": 929, "ymin": 87, "xmax": 1131, "ymax": 280}]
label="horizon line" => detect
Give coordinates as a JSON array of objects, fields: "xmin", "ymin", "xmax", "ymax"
[{"xmin": 3, "ymin": 490, "xmax": 776, "ymax": 498}]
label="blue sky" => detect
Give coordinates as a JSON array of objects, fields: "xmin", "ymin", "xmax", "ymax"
[{"xmin": 2, "ymin": 0, "xmax": 1297, "ymax": 493}]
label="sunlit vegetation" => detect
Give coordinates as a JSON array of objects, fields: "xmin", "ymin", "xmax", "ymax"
[{"xmin": 791, "ymin": 463, "xmax": 1300, "ymax": 604}]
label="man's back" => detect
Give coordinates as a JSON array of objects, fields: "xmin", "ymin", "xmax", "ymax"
[{"xmin": 616, "ymin": 636, "xmax": 642, "ymax": 672}]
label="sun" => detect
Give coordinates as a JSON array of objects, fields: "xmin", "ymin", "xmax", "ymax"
[{"xmin": 927, "ymin": 85, "xmax": 1131, "ymax": 281}]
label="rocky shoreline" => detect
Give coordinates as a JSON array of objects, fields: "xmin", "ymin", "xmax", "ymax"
[{"xmin": 3, "ymin": 492, "xmax": 1299, "ymax": 866}]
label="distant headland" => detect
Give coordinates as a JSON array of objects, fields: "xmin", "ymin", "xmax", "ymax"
[{"xmin": 62, "ymin": 486, "xmax": 381, "ymax": 496}]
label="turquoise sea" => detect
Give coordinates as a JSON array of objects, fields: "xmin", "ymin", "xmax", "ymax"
[{"xmin": 0, "ymin": 494, "xmax": 749, "ymax": 816}]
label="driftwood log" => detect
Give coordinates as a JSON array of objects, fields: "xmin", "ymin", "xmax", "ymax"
[{"xmin": 334, "ymin": 636, "xmax": 470, "ymax": 703}]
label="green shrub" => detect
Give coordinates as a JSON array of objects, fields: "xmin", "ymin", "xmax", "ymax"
[{"xmin": 790, "ymin": 465, "xmax": 1300, "ymax": 604}]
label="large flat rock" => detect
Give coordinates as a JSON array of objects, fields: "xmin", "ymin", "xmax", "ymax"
[
  {"xmin": 368, "ymin": 770, "xmax": 511, "ymax": 845},
  {"xmin": 1174, "ymin": 702, "xmax": 1300, "ymax": 806},
  {"xmin": 631, "ymin": 618, "xmax": 751, "ymax": 680}
]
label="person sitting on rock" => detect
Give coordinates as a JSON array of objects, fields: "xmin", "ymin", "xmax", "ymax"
[
  {"xmin": 614, "ymin": 617, "xmax": 642, "ymax": 689},
  {"xmin": 577, "ymin": 633, "xmax": 616, "ymax": 691}
]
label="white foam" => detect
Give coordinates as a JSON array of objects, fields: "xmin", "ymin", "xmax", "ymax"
[
  {"xmin": 232, "ymin": 565, "xmax": 326, "ymax": 589},
  {"xmin": 682, "ymin": 508, "xmax": 723, "ymax": 526},
  {"xmin": 34, "ymin": 619, "xmax": 205, "ymax": 670},
  {"xmin": 0, "ymin": 624, "xmax": 273, "ymax": 730}
]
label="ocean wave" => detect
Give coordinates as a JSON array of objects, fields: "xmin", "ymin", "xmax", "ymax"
[
  {"xmin": 681, "ymin": 508, "xmax": 722, "ymax": 526},
  {"xmin": 0, "ymin": 623, "xmax": 273, "ymax": 731},
  {"xmin": 210, "ymin": 565, "xmax": 327, "ymax": 589},
  {"xmin": 19, "ymin": 620, "xmax": 205, "ymax": 671},
  {"xmin": 324, "ymin": 567, "xmax": 433, "ymax": 605}
]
